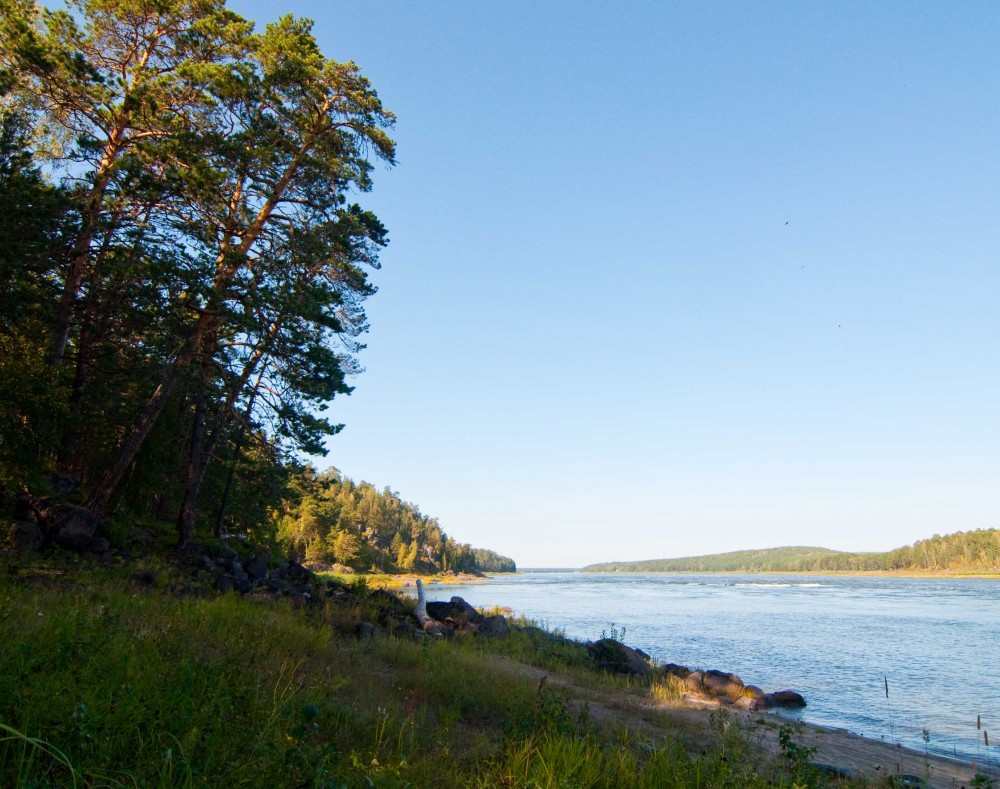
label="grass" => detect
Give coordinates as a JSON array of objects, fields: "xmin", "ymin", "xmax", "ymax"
[{"xmin": 0, "ymin": 556, "xmax": 917, "ymax": 787}]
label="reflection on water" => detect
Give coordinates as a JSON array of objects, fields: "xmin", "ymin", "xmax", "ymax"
[{"xmin": 417, "ymin": 572, "xmax": 1000, "ymax": 762}]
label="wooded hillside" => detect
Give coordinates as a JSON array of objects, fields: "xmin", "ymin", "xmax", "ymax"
[
  {"xmin": 275, "ymin": 467, "xmax": 515, "ymax": 574},
  {"xmin": 582, "ymin": 529, "xmax": 1000, "ymax": 573}
]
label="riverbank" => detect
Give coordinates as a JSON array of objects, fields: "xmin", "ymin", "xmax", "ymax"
[
  {"xmin": 312, "ymin": 569, "xmax": 499, "ymax": 588},
  {"xmin": 579, "ymin": 568, "xmax": 1000, "ymax": 579},
  {"xmin": 1, "ymin": 556, "xmax": 990, "ymax": 787}
]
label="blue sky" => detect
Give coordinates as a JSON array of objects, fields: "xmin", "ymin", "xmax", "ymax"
[{"xmin": 232, "ymin": 1, "xmax": 1000, "ymax": 567}]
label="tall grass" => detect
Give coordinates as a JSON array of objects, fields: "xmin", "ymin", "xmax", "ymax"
[{"xmin": 0, "ymin": 562, "xmax": 900, "ymax": 787}]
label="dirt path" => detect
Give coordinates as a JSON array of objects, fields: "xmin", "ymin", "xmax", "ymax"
[{"xmin": 484, "ymin": 655, "xmax": 985, "ymax": 788}]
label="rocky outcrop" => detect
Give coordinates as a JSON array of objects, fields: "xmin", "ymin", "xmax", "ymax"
[
  {"xmin": 415, "ymin": 593, "xmax": 514, "ymax": 640},
  {"xmin": 588, "ymin": 638, "xmax": 654, "ymax": 677},
  {"xmin": 655, "ymin": 659, "xmax": 805, "ymax": 711},
  {"xmin": 425, "ymin": 596, "xmax": 484, "ymax": 626},
  {"xmin": 18, "ymin": 497, "xmax": 109, "ymax": 554}
]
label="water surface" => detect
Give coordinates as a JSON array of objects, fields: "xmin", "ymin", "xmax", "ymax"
[{"xmin": 422, "ymin": 572, "xmax": 1000, "ymax": 763}]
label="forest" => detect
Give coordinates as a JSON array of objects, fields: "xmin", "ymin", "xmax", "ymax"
[
  {"xmin": 0, "ymin": 0, "xmax": 511, "ymax": 572},
  {"xmin": 582, "ymin": 528, "xmax": 1000, "ymax": 574},
  {"xmin": 276, "ymin": 467, "xmax": 516, "ymax": 573}
]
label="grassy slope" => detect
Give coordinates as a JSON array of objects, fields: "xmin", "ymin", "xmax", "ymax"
[{"xmin": 1, "ymin": 556, "xmax": 877, "ymax": 788}]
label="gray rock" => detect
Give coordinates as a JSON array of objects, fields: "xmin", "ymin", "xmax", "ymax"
[
  {"xmin": 218, "ymin": 542, "xmax": 239, "ymax": 562},
  {"xmin": 215, "ymin": 574, "xmax": 235, "ymax": 593},
  {"xmin": 128, "ymin": 528, "xmax": 154, "ymax": 547},
  {"xmin": 13, "ymin": 521, "xmax": 43, "ymax": 551},
  {"xmin": 84, "ymin": 536, "xmax": 110, "ymax": 554},
  {"xmin": 355, "ymin": 622, "xmax": 385, "ymax": 640},
  {"xmin": 477, "ymin": 614, "xmax": 511, "ymax": 638},
  {"xmin": 32, "ymin": 499, "xmax": 100, "ymax": 550},
  {"xmin": 245, "ymin": 552, "xmax": 270, "ymax": 581},
  {"xmin": 425, "ymin": 596, "xmax": 484, "ymax": 625},
  {"xmin": 44, "ymin": 474, "xmax": 80, "ymax": 495}
]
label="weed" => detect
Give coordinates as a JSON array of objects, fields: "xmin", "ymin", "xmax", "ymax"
[{"xmin": 600, "ymin": 622, "xmax": 627, "ymax": 642}]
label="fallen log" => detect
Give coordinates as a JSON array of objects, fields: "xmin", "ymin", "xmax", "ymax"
[{"xmin": 414, "ymin": 580, "xmax": 444, "ymax": 637}]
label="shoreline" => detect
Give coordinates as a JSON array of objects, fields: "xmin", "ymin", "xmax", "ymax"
[{"xmin": 576, "ymin": 568, "xmax": 1000, "ymax": 579}]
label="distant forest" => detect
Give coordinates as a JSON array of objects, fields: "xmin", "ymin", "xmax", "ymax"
[
  {"xmin": 275, "ymin": 468, "xmax": 516, "ymax": 574},
  {"xmin": 582, "ymin": 529, "xmax": 1000, "ymax": 574}
]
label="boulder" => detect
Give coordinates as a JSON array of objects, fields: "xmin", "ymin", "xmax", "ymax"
[
  {"xmin": 83, "ymin": 536, "xmax": 110, "ymax": 554},
  {"xmin": 228, "ymin": 562, "xmax": 252, "ymax": 593},
  {"xmin": 703, "ymin": 669, "xmax": 745, "ymax": 698},
  {"xmin": 215, "ymin": 574, "xmax": 235, "ymax": 593},
  {"xmin": 684, "ymin": 670, "xmax": 705, "ymax": 691},
  {"xmin": 659, "ymin": 663, "xmax": 692, "ymax": 679},
  {"xmin": 245, "ymin": 552, "xmax": 270, "ymax": 581},
  {"xmin": 128, "ymin": 528, "xmax": 154, "ymax": 547},
  {"xmin": 12, "ymin": 521, "xmax": 43, "ymax": 552},
  {"xmin": 758, "ymin": 690, "xmax": 806, "ymax": 709},
  {"xmin": 425, "ymin": 596, "xmax": 484, "ymax": 625},
  {"xmin": 44, "ymin": 474, "xmax": 80, "ymax": 495},
  {"xmin": 132, "ymin": 570, "xmax": 156, "ymax": 586},
  {"xmin": 588, "ymin": 638, "xmax": 653, "ymax": 677},
  {"xmin": 477, "ymin": 614, "xmax": 511, "ymax": 638},
  {"xmin": 354, "ymin": 622, "xmax": 385, "ymax": 641},
  {"xmin": 32, "ymin": 499, "xmax": 102, "ymax": 550}
]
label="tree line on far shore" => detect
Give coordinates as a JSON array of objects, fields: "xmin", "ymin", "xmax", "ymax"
[{"xmin": 582, "ymin": 528, "xmax": 1000, "ymax": 574}]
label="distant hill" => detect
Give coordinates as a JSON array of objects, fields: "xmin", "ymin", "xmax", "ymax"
[{"xmin": 582, "ymin": 529, "xmax": 1000, "ymax": 574}]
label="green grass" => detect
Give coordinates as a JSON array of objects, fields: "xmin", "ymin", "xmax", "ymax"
[{"xmin": 1, "ymin": 559, "xmax": 889, "ymax": 787}]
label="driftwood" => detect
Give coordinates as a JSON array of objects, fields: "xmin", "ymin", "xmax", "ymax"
[{"xmin": 413, "ymin": 580, "xmax": 444, "ymax": 637}]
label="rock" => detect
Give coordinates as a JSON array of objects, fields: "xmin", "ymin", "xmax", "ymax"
[
  {"xmin": 743, "ymin": 684, "xmax": 763, "ymax": 699},
  {"xmin": 284, "ymin": 560, "xmax": 311, "ymax": 582},
  {"xmin": 758, "ymin": 690, "xmax": 806, "ymax": 709},
  {"xmin": 477, "ymin": 614, "xmax": 511, "ymax": 638},
  {"xmin": 44, "ymin": 474, "xmax": 80, "ymax": 495},
  {"xmin": 84, "ymin": 536, "xmax": 110, "ymax": 554},
  {"xmin": 244, "ymin": 552, "xmax": 270, "ymax": 581},
  {"xmin": 812, "ymin": 764, "xmax": 854, "ymax": 781},
  {"xmin": 215, "ymin": 574, "xmax": 235, "ymax": 593},
  {"xmin": 200, "ymin": 555, "xmax": 216, "ymax": 572},
  {"xmin": 12, "ymin": 521, "xmax": 43, "ymax": 551},
  {"xmin": 659, "ymin": 663, "xmax": 692, "ymax": 679},
  {"xmin": 128, "ymin": 528, "xmax": 154, "ymax": 547},
  {"xmin": 703, "ymin": 669, "xmax": 745, "ymax": 698},
  {"xmin": 13, "ymin": 493, "xmax": 33, "ymax": 520},
  {"xmin": 32, "ymin": 499, "xmax": 101, "ymax": 550},
  {"xmin": 229, "ymin": 561, "xmax": 252, "ymax": 593},
  {"xmin": 684, "ymin": 670, "xmax": 705, "ymax": 691},
  {"xmin": 132, "ymin": 570, "xmax": 156, "ymax": 586},
  {"xmin": 425, "ymin": 596, "xmax": 484, "ymax": 625},
  {"xmin": 355, "ymin": 622, "xmax": 385, "ymax": 640},
  {"xmin": 732, "ymin": 696, "xmax": 757, "ymax": 710},
  {"xmin": 587, "ymin": 638, "xmax": 653, "ymax": 677},
  {"xmin": 218, "ymin": 542, "xmax": 239, "ymax": 562}
]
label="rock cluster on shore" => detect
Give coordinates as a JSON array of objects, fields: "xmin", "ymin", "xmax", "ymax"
[{"xmin": 585, "ymin": 635, "xmax": 806, "ymax": 711}]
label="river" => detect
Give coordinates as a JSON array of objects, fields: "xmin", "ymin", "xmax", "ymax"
[{"xmin": 421, "ymin": 571, "xmax": 1000, "ymax": 764}]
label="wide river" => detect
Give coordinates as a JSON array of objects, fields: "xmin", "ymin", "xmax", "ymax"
[{"xmin": 422, "ymin": 571, "xmax": 1000, "ymax": 764}]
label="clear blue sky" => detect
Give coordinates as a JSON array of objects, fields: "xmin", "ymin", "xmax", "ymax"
[{"xmin": 232, "ymin": 0, "xmax": 1000, "ymax": 567}]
